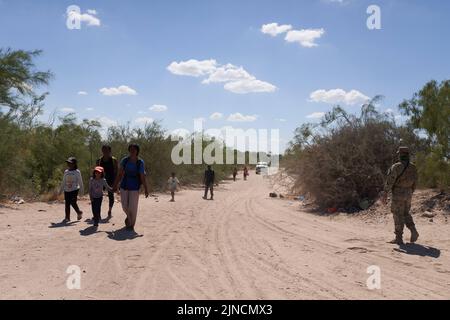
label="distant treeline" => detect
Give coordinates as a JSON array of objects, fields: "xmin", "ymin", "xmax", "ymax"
[{"xmin": 0, "ymin": 48, "xmax": 266, "ymax": 199}]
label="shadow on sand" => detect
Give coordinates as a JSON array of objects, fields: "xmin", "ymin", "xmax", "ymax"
[
  {"xmin": 106, "ymin": 227, "xmax": 143, "ymax": 241},
  {"xmin": 84, "ymin": 217, "xmax": 112, "ymax": 225},
  {"xmin": 79, "ymin": 225, "xmax": 99, "ymax": 236},
  {"xmin": 49, "ymin": 221, "xmax": 79, "ymax": 228},
  {"xmin": 394, "ymin": 243, "xmax": 441, "ymax": 258}
]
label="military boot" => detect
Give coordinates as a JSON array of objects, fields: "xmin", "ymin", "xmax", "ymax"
[
  {"xmin": 410, "ymin": 228, "xmax": 419, "ymax": 243},
  {"xmin": 388, "ymin": 234, "xmax": 404, "ymax": 245}
]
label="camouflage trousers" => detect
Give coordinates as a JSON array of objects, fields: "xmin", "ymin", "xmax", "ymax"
[{"xmin": 391, "ymin": 196, "xmax": 415, "ymax": 236}]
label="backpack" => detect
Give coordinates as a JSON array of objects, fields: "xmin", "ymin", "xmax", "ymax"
[
  {"xmin": 122, "ymin": 157, "xmax": 144, "ymax": 188},
  {"xmin": 96, "ymin": 157, "xmax": 118, "ymax": 174}
]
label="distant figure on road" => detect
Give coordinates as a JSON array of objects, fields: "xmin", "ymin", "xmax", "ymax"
[
  {"xmin": 382, "ymin": 146, "xmax": 419, "ymax": 245},
  {"xmin": 203, "ymin": 165, "xmax": 215, "ymax": 200},
  {"xmin": 243, "ymin": 166, "xmax": 249, "ymax": 181},
  {"xmin": 167, "ymin": 172, "xmax": 180, "ymax": 202},
  {"xmin": 113, "ymin": 144, "xmax": 149, "ymax": 232},
  {"xmin": 96, "ymin": 145, "xmax": 118, "ymax": 218},
  {"xmin": 233, "ymin": 167, "xmax": 238, "ymax": 181},
  {"xmin": 59, "ymin": 157, "xmax": 84, "ymax": 223}
]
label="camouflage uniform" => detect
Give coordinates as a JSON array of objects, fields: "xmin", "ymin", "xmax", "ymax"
[{"xmin": 384, "ymin": 147, "xmax": 419, "ymax": 244}]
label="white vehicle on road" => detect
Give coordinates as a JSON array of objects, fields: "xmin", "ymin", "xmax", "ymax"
[{"xmin": 255, "ymin": 162, "xmax": 269, "ymax": 174}]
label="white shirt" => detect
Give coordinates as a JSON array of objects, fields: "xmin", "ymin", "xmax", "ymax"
[
  {"xmin": 167, "ymin": 177, "xmax": 180, "ymax": 190},
  {"xmin": 60, "ymin": 169, "xmax": 84, "ymax": 194}
]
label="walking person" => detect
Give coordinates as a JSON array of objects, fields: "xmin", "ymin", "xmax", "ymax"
[
  {"xmin": 203, "ymin": 165, "xmax": 215, "ymax": 200},
  {"xmin": 243, "ymin": 166, "xmax": 249, "ymax": 181},
  {"xmin": 233, "ymin": 167, "xmax": 238, "ymax": 182},
  {"xmin": 96, "ymin": 145, "xmax": 118, "ymax": 218},
  {"xmin": 89, "ymin": 166, "xmax": 113, "ymax": 227},
  {"xmin": 113, "ymin": 144, "xmax": 149, "ymax": 232},
  {"xmin": 59, "ymin": 157, "xmax": 84, "ymax": 223},
  {"xmin": 167, "ymin": 172, "xmax": 180, "ymax": 202},
  {"xmin": 382, "ymin": 146, "xmax": 419, "ymax": 245}
]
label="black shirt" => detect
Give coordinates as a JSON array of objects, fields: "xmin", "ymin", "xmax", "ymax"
[
  {"xmin": 97, "ymin": 156, "xmax": 117, "ymax": 184},
  {"xmin": 204, "ymin": 169, "xmax": 215, "ymax": 185}
]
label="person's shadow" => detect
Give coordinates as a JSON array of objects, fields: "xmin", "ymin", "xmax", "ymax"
[
  {"xmin": 79, "ymin": 225, "xmax": 99, "ymax": 236},
  {"xmin": 106, "ymin": 227, "xmax": 143, "ymax": 241},
  {"xmin": 394, "ymin": 243, "xmax": 441, "ymax": 258},
  {"xmin": 49, "ymin": 221, "xmax": 78, "ymax": 228}
]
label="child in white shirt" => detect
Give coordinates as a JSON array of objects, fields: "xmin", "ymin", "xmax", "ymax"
[
  {"xmin": 59, "ymin": 157, "xmax": 84, "ymax": 222},
  {"xmin": 167, "ymin": 172, "xmax": 180, "ymax": 202}
]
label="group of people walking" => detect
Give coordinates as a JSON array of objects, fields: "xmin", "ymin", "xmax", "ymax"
[
  {"xmin": 58, "ymin": 145, "xmax": 416, "ymax": 245},
  {"xmin": 59, "ymin": 142, "xmax": 253, "ymax": 232},
  {"xmin": 59, "ymin": 144, "xmax": 149, "ymax": 232}
]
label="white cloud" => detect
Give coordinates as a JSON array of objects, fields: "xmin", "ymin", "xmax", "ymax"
[
  {"xmin": 99, "ymin": 85, "xmax": 137, "ymax": 96},
  {"xmin": 168, "ymin": 59, "xmax": 276, "ymax": 94},
  {"xmin": 306, "ymin": 112, "xmax": 326, "ymax": 119},
  {"xmin": 227, "ymin": 113, "xmax": 258, "ymax": 122},
  {"xmin": 325, "ymin": 0, "xmax": 347, "ymax": 4},
  {"xmin": 85, "ymin": 107, "xmax": 94, "ymax": 111},
  {"xmin": 276, "ymin": 118, "xmax": 287, "ymax": 122},
  {"xmin": 210, "ymin": 112, "xmax": 223, "ymax": 120},
  {"xmin": 285, "ymin": 28, "xmax": 325, "ymax": 47},
  {"xmin": 135, "ymin": 117, "xmax": 154, "ymax": 125},
  {"xmin": 202, "ymin": 64, "xmax": 253, "ymax": 84},
  {"xmin": 86, "ymin": 9, "xmax": 97, "ymax": 15},
  {"xmin": 309, "ymin": 89, "xmax": 370, "ymax": 105},
  {"xmin": 224, "ymin": 79, "xmax": 276, "ymax": 94},
  {"xmin": 149, "ymin": 104, "xmax": 168, "ymax": 112},
  {"xmin": 67, "ymin": 9, "xmax": 101, "ymax": 27},
  {"xmin": 384, "ymin": 108, "xmax": 394, "ymax": 114},
  {"xmin": 60, "ymin": 107, "xmax": 75, "ymax": 113},
  {"xmin": 170, "ymin": 128, "xmax": 191, "ymax": 139},
  {"xmin": 97, "ymin": 116, "xmax": 117, "ymax": 128},
  {"xmin": 167, "ymin": 59, "xmax": 217, "ymax": 77},
  {"xmin": 78, "ymin": 91, "xmax": 88, "ymax": 95},
  {"xmin": 261, "ymin": 23, "xmax": 292, "ymax": 37}
]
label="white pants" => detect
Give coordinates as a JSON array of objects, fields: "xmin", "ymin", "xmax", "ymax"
[{"xmin": 120, "ymin": 189, "xmax": 140, "ymax": 228}]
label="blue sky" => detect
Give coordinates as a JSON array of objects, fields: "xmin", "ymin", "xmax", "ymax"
[{"xmin": 0, "ymin": 0, "xmax": 449, "ymax": 151}]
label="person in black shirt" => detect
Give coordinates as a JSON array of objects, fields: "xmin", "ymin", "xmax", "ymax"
[
  {"xmin": 203, "ymin": 165, "xmax": 215, "ymax": 200},
  {"xmin": 96, "ymin": 145, "xmax": 119, "ymax": 218}
]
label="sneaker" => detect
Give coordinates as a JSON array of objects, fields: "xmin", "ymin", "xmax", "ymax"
[{"xmin": 62, "ymin": 218, "xmax": 70, "ymax": 223}]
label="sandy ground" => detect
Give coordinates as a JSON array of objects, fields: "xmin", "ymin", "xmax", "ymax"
[{"xmin": 0, "ymin": 171, "xmax": 449, "ymax": 300}]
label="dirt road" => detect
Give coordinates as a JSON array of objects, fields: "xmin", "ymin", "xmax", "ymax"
[{"xmin": 1, "ymin": 172, "xmax": 449, "ymax": 299}]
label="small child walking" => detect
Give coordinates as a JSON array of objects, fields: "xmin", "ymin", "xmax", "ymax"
[
  {"xmin": 167, "ymin": 172, "xmax": 180, "ymax": 202},
  {"xmin": 60, "ymin": 157, "xmax": 84, "ymax": 223},
  {"xmin": 89, "ymin": 166, "xmax": 113, "ymax": 227}
]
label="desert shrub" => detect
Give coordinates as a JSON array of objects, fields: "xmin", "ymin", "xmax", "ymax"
[{"xmin": 284, "ymin": 99, "xmax": 422, "ymax": 210}]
